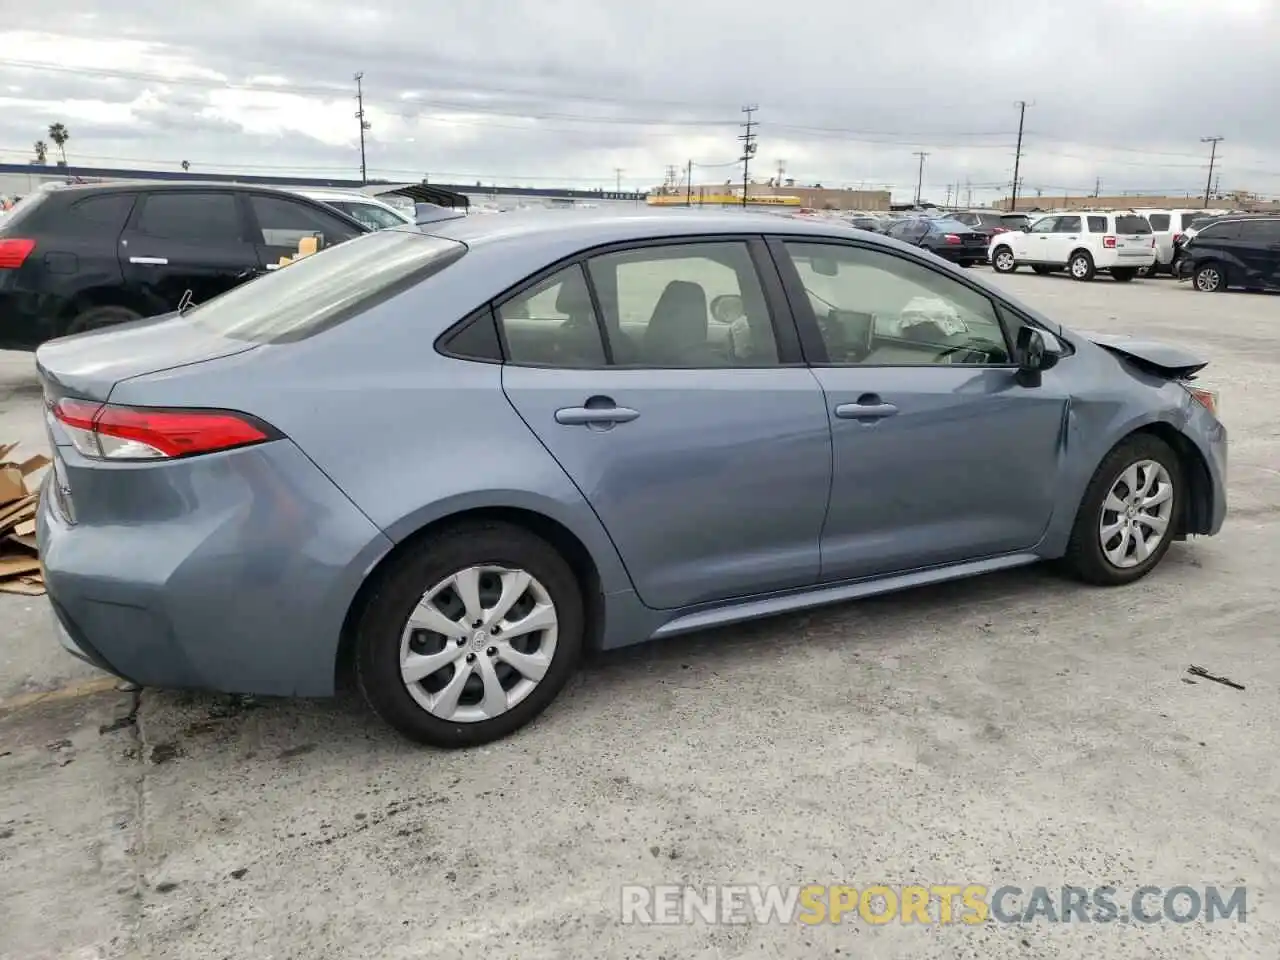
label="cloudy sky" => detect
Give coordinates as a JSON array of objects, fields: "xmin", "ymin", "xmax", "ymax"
[{"xmin": 0, "ymin": 0, "xmax": 1277, "ymax": 203}]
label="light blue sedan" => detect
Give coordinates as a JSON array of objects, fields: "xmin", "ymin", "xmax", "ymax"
[{"xmin": 36, "ymin": 210, "xmax": 1226, "ymax": 747}]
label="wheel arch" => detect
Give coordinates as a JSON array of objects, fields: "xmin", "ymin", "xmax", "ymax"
[
  {"xmin": 1068, "ymin": 247, "xmax": 1094, "ymax": 264},
  {"xmin": 335, "ymin": 505, "xmax": 608, "ymax": 690}
]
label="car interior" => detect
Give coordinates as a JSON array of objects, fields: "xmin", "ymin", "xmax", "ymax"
[{"xmin": 497, "ymin": 246, "xmax": 781, "ymax": 367}]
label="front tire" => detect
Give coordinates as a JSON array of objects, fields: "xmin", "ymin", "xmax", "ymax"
[
  {"xmin": 1194, "ymin": 262, "xmax": 1226, "ymax": 292},
  {"xmin": 1068, "ymin": 250, "xmax": 1096, "ymax": 281},
  {"xmin": 991, "ymin": 246, "xmax": 1017, "ymax": 273},
  {"xmin": 65, "ymin": 305, "xmax": 142, "ymax": 336},
  {"xmin": 1061, "ymin": 435, "xmax": 1181, "ymax": 586},
  {"xmin": 355, "ymin": 521, "xmax": 584, "ymax": 747}
]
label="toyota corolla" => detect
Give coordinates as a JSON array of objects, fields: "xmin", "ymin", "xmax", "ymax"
[{"xmin": 36, "ymin": 211, "xmax": 1227, "ymax": 748}]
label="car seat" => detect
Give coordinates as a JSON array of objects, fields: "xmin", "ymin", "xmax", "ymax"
[{"xmin": 644, "ymin": 280, "xmax": 714, "ymax": 366}]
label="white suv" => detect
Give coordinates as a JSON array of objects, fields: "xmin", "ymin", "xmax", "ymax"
[
  {"xmin": 990, "ymin": 211, "xmax": 1156, "ymax": 281},
  {"xmin": 1137, "ymin": 209, "xmax": 1220, "ymax": 275}
]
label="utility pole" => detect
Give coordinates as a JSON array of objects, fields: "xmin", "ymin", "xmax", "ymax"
[
  {"xmin": 739, "ymin": 105, "xmax": 759, "ymax": 208},
  {"xmin": 686, "ymin": 159, "xmax": 693, "ymax": 206},
  {"xmin": 615, "ymin": 168, "xmax": 624, "ymax": 194},
  {"xmin": 1201, "ymin": 136, "xmax": 1223, "ymax": 207},
  {"xmin": 944, "ymin": 183, "xmax": 952, "ymax": 207},
  {"xmin": 965, "ymin": 178, "xmax": 972, "ymax": 208},
  {"xmin": 1010, "ymin": 100, "xmax": 1029, "ymax": 211},
  {"xmin": 354, "ymin": 72, "xmax": 370, "ymax": 184},
  {"xmin": 775, "ymin": 159, "xmax": 786, "ymax": 194},
  {"xmin": 912, "ymin": 151, "xmax": 928, "ymax": 206},
  {"xmin": 1094, "ymin": 177, "xmax": 1101, "ymax": 197}
]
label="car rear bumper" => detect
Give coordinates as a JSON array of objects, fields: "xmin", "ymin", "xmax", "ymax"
[
  {"xmin": 934, "ymin": 246, "xmax": 988, "ymax": 263},
  {"xmin": 37, "ymin": 439, "xmax": 393, "ymax": 697}
]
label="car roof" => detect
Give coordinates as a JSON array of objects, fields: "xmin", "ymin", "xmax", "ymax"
[
  {"xmin": 294, "ymin": 188, "xmax": 389, "ymax": 203},
  {"xmin": 420, "ymin": 208, "xmax": 870, "ymax": 251},
  {"xmin": 35, "ymin": 180, "xmax": 332, "ymax": 197}
]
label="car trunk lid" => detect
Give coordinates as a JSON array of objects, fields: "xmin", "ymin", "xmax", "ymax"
[{"xmin": 35, "ymin": 312, "xmax": 260, "ymax": 402}]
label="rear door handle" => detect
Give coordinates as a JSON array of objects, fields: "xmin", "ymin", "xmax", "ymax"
[
  {"xmin": 128, "ymin": 256, "xmax": 168, "ymax": 265},
  {"xmin": 834, "ymin": 402, "xmax": 898, "ymax": 420},
  {"xmin": 554, "ymin": 405, "xmax": 640, "ymax": 426}
]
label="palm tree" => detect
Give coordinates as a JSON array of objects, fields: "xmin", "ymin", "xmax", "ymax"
[
  {"xmin": 47, "ymin": 123, "xmax": 70, "ymax": 165},
  {"xmin": 32, "ymin": 140, "xmax": 48, "ymax": 165}
]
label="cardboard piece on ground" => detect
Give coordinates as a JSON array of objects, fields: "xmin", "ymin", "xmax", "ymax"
[
  {"xmin": 0, "ymin": 576, "xmax": 45, "ymax": 596},
  {"xmin": 0, "ymin": 443, "xmax": 46, "ymax": 595},
  {"xmin": 0, "ymin": 554, "xmax": 41, "ymax": 577}
]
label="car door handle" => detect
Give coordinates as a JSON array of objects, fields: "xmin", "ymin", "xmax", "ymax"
[
  {"xmin": 554, "ymin": 405, "xmax": 640, "ymax": 426},
  {"xmin": 128, "ymin": 256, "xmax": 168, "ymax": 265},
  {"xmin": 834, "ymin": 402, "xmax": 899, "ymax": 420}
]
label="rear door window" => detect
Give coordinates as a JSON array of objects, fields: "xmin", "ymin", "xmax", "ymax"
[
  {"xmin": 190, "ymin": 230, "xmax": 466, "ymax": 343},
  {"xmin": 1115, "ymin": 215, "xmax": 1152, "ymax": 235},
  {"xmin": 248, "ymin": 194, "xmax": 362, "ymax": 249},
  {"xmin": 1087, "ymin": 216, "xmax": 1107, "ymax": 232},
  {"xmin": 1197, "ymin": 221, "xmax": 1238, "ymax": 241},
  {"xmin": 1146, "ymin": 213, "xmax": 1171, "ymax": 231},
  {"xmin": 1054, "ymin": 216, "xmax": 1082, "ymax": 233},
  {"xmin": 135, "ymin": 191, "xmax": 244, "ymax": 243},
  {"xmin": 1180, "ymin": 213, "xmax": 1205, "ymax": 230},
  {"xmin": 1235, "ymin": 220, "xmax": 1280, "ymax": 242},
  {"xmin": 68, "ymin": 193, "xmax": 136, "ymax": 234}
]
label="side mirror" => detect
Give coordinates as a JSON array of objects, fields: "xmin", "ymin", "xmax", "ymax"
[
  {"xmin": 1020, "ymin": 224, "xmax": 1031, "ymax": 232},
  {"xmin": 1015, "ymin": 327, "xmax": 1062, "ymax": 385}
]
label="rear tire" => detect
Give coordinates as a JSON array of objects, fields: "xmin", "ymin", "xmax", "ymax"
[
  {"xmin": 991, "ymin": 246, "xmax": 1016, "ymax": 273},
  {"xmin": 65, "ymin": 305, "xmax": 142, "ymax": 336},
  {"xmin": 355, "ymin": 521, "xmax": 584, "ymax": 748},
  {"xmin": 1060, "ymin": 434, "xmax": 1182, "ymax": 586},
  {"xmin": 1068, "ymin": 250, "xmax": 1096, "ymax": 281}
]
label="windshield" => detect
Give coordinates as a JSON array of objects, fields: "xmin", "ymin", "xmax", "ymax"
[
  {"xmin": 190, "ymin": 229, "xmax": 465, "ymax": 343},
  {"xmin": 328, "ymin": 200, "xmax": 407, "ymax": 230}
]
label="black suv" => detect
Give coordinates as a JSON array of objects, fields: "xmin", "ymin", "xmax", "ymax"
[
  {"xmin": 1175, "ymin": 215, "xmax": 1280, "ymax": 293},
  {"xmin": 0, "ymin": 181, "xmax": 370, "ymax": 349}
]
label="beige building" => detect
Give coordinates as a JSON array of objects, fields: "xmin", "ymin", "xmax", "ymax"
[
  {"xmin": 992, "ymin": 190, "xmax": 1279, "ymax": 213},
  {"xmin": 651, "ymin": 181, "xmax": 892, "ymax": 211}
]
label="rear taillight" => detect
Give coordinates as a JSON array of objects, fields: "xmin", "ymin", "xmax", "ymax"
[
  {"xmin": 0, "ymin": 238, "xmax": 35, "ymax": 268},
  {"xmin": 944, "ymin": 234, "xmax": 962, "ymax": 245},
  {"xmin": 52, "ymin": 399, "xmax": 277, "ymax": 461},
  {"xmin": 1173, "ymin": 232, "xmax": 1183, "ymax": 244},
  {"xmin": 1103, "ymin": 236, "xmax": 1117, "ymax": 249}
]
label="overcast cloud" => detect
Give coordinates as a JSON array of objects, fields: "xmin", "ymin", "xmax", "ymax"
[{"xmin": 1, "ymin": 0, "xmax": 1277, "ymax": 202}]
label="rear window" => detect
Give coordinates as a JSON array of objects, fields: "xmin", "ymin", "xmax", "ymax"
[
  {"xmin": 190, "ymin": 229, "xmax": 466, "ymax": 343},
  {"xmin": 929, "ymin": 219, "xmax": 972, "ymax": 232},
  {"xmin": 1115, "ymin": 215, "xmax": 1152, "ymax": 235},
  {"xmin": 978, "ymin": 213, "xmax": 1004, "ymax": 226},
  {"xmin": 951, "ymin": 213, "xmax": 977, "ymax": 225},
  {"xmin": 1146, "ymin": 213, "xmax": 1171, "ymax": 231},
  {"xmin": 0, "ymin": 191, "xmax": 49, "ymax": 230}
]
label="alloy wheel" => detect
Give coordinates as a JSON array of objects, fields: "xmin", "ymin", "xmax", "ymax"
[
  {"xmin": 1195, "ymin": 267, "xmax": 1221, "ymax": 292},
  {"xmin": 398, "ymin": 565, "xmax": 558, "ymax": 722},
  {"xmin": 994, "ymin": 250, "xmax": 1015, "ymax": 272},
  {"xmin": 1071, "ymin": 256, "xmax": 1090, "ymax": 279},
  {"xmin": 1098, "ymin": 460, "xmax": 1175, "ymax": 569}
]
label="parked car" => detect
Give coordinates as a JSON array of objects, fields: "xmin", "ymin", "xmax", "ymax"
[
  {"xmin": 1175, "ymin": 215, "xmax": 1280, "ymax": 292},
  {"xmin": 0, "ymin": 181, "xmax": 370, "ymax": 350},
  {"xmin": 1000, "ymin": 213, "xmax": 1035, "ymax": 231},
  {"xmin": 885, "ymin": 216, "xmax": 988, "ymax": 266},
  {"xmin": 291, "ymin": 188, "xmax": 415, "ymax": 231},
  {"xmin": 989, "ymin": 211, "xmax": 1156, "ymax": 281},
  {"xmin": 37, "ymin": 211, "xmax": 1226, "ymax": 747},
  {"xmin": 845, "ymin": 214, "xmax": 885, "ymax": 233},
  {"xmin": 1137, "ymin": 209, "xmax": 1220, "ymax": 276},
  {"xmin": 948, "ymin": 210, "xmax": 1010, "ymax": 245}
]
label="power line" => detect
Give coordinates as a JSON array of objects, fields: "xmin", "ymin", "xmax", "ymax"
[
  {"xmin": 1201, "ymin": 136, "xmax": 1224, "ymax": 208},
  {"xmin": 739, "ymin": 105, "xmax": 758, "ymax": 208}
]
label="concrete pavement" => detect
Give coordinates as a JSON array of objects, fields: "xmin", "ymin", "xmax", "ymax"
[{"xmin": 1, "ymin": 272, "xmax": 1277, "ymax": 959}]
